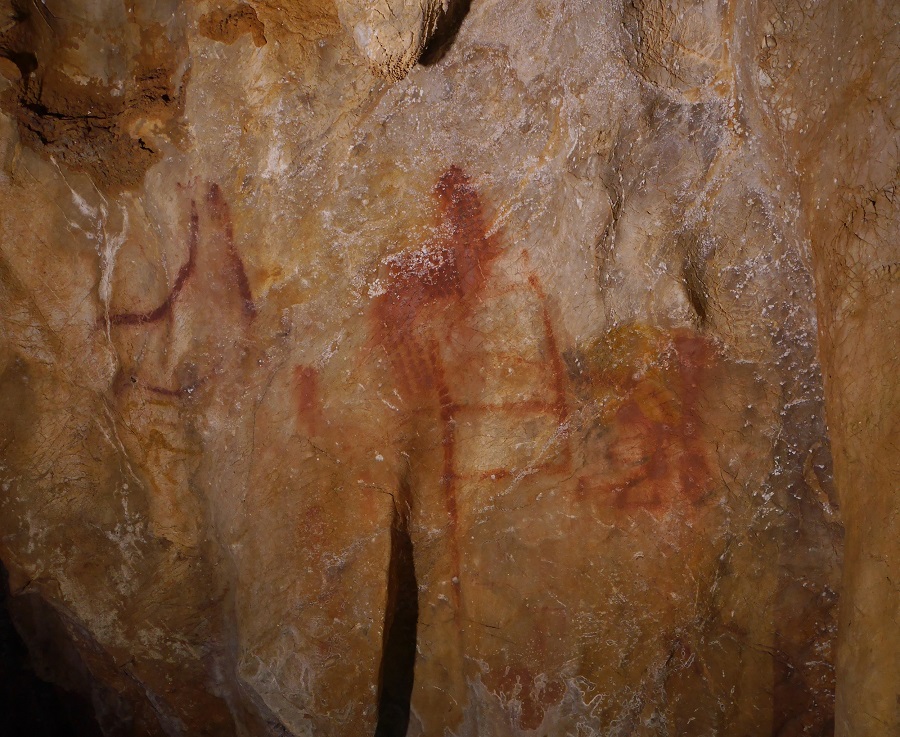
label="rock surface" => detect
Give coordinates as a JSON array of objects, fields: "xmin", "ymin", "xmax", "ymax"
[{"xmin": 0, "ymin": 0, "xmax": 895, "ymax": 735}]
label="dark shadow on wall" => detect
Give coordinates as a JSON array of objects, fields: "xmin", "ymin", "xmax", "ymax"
[
  {"xmin": 420, "ymin": 0, "xmax": 472, "ymax": 67},
  {"xmin": 0, "ymin": 561, "xmax": 104, "ymax": 737},
  {"xmin": 374, "ymin": 478, "xmax": 419, "ymax": 737}
]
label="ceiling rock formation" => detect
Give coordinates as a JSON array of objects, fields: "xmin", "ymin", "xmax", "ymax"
[
  {"xmin": 333, "ymin": 0, "xmax": 443, "ymax": 80},
  {"xmin": 0, "ymin": 0, "xmax": 896, "ymax": 736}
]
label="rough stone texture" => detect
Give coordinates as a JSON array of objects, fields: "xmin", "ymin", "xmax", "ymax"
[
  {"xmin": 0, "ymin": 0, "xmax": 895, "ymax": 736},
  {"xmin": 334, "ymin": 0, "xmax": 444, "ymax": 80}
]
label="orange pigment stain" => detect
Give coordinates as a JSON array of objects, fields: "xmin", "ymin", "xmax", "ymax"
[
  {"xmin": 577, "ymin": 329, "xmax": 715, "ymax": 513},
  {"xmin": 293, "ymin": 365, "xmax": 322, "ymax": 436}
]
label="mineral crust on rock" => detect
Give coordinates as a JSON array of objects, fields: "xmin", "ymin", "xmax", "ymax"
[
  {"xmin": 334, "ymin": 0, "xmax": 445, "ymax": 80},
  {"xmin": 0, "ymin": 0, "xmax": 896, "ymax": 736}
]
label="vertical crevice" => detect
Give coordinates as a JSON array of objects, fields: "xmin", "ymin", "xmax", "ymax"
[
  {"xmin": 679, "ymin": 232, "xmax": 711, "ymax": 326},
  {"xmin": 0, "ymin": 561, "xmax": 104, "ymax": 737},
  {"xmin": 374, "ymin": 478, "xmax": 418, "ymax": 737},
  {"xmin": 419, "ymin": 0, "xmax": 472, "ymax": 67}
]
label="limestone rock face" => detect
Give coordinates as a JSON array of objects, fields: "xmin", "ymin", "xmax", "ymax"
[
  {"xmin": 334, "ymin": 0, "xmax": 444, "ymax": 80},
  {"xmin": 0, "ymin": 0, "xmax": 895, "ymax": 736}
]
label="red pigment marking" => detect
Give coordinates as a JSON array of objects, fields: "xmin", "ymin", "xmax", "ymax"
[
  {"xmin": 111, "ymin": 370, "xmax": 209, "ymax": 400},
  {"xmin": 369, "ymin": 166, "xmax": 502, "ymax": 619},
  {"xmin": 528, "ymin": 273, "xmax": 571, "ymax": 463},
  {"xmin": 293, "ymin": 365, "xmax": 322, "ymax": 435},
  {"xmin": 608, "ymin": 399, "xmax": 671, "ymax": 509},
  {"xmin": 206, "ymin": 182, "xmax": 257, "ymax": 318},
  {"xmin": 371, "ymin": 166, "xmax": 499, "ymax": 396},
  {"xmin": 673, "ymin": 333, "xmax": 713, "ymax": 504},
  {"xmin": 577, "ymin": 330, "xmax": 714, "ymax": 511},
  {"xmin": 109, "ymin": 200, "xmax": 199, "ymax": 325},
  {"xmin": 109, "ymin": 183, "xmax": 256, "ymax": 326},
  {"xmin": 144, "ymin": 375, "xmax": 208, "ymax": 398},
  {"xmin": 109, "ymin": 183, "xmax": 257, "ymax": 398},
  {"xmin": 370, "ymin": 168, "xmax": 576, "ymax": 634},
  {"xmin": 429, "ymin": 338, "xmax": 462, "ymax": 608},
  {"xmin": 433, "ymin": 165, "xmax": 500, "ymax": 295}
]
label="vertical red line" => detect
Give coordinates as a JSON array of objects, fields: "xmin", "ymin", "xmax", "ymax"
[
  {"xmin": 674, "ymin": 333, "xmax": 710, "ymax": 503},
  {"xmin": 429, "ymin": 339, "xmax": 462, "ymax": 613},
  {"xmin": 529, "ymin": 274, "xmax": 571, "ymax": 468},
  {"xmin": 207, "ymin": 183, "xmax": 257, "ymax": 318}
]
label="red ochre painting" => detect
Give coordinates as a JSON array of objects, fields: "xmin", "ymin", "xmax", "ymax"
[
  {"xmin": 103, "ymin": 166, "xmax": 722, "ymax": 732},
  {"xmin": 574, "ymin": 323, "xmax": 716, "ymax": 515},
  {"xmin": 366, "ymin": 166, "xmax": 716, "ymax": 525},
  {"xmin": 359, "ymin": 167, "xmax": 720, "ymax": 730},
  {"xmin": 105, "ymin": 181, "xmax": 257, "ymax": 397}
]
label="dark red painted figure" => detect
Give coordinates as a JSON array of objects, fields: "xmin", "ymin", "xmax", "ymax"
[{"xmin": 106, "ymin": 182, "xmax": 256, "ymax": 397}]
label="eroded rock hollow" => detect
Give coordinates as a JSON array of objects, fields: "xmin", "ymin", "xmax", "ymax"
[{"xmin": 0, "ymin": 0, "xmax": 896, "ymax": 735}]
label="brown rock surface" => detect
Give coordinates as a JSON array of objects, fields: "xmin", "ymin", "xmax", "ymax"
[{"xmin": 0, "ymin": 0, "xmax": 895, "ymax": 735}]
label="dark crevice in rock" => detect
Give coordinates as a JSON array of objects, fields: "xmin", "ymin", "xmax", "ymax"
[
  {"xmin": 374, "ymin": 479, "xmax": 418, "ymax": 737},
  {"xmin": 0, "ymin": 561, "xmax": 104, "ymax": 737},
  {"xmin": 680, "ymin": 234, "xmax": 710, "ymax": 326},
  {"xmin": 1, "ymin": 49, "xmax": 36, "ymax": 77},
  {"xmin": 420, "ymin": 0, "xmax": 472, "ymax": 67}
]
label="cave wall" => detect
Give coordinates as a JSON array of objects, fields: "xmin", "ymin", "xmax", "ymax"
[{"xmin": 0, "ymin": 0, "xmax": 895, "ymax": 735}]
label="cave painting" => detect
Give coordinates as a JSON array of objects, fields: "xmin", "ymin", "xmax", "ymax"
[
  {"xmin": 367, "ymin": 166, "xmax": 570, "ymax": 602},
  {"xmin": 573, "ymin": 323, "xmax": 715, "ymax": 515},
  {"xmin": 105, "ymin": 181, "xmax": 256, "ymax": 398},
  {"xmin": 100, "ymin": 166, "xmax": 722, "ymax": 730},
  {"xmin": 106, "ymin": 166, "xmax": 721, "ymax": 730},
  {"xmin": 366, "ymin": 168, "xmax": 716, "ymax": 543},
  {"xmin": 356, "ymin": 167, "xmax": 720, "ymax": 729},
  {"xmin": 101, "ymin": 182, "xmax": 258, "ymax": 549}
]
